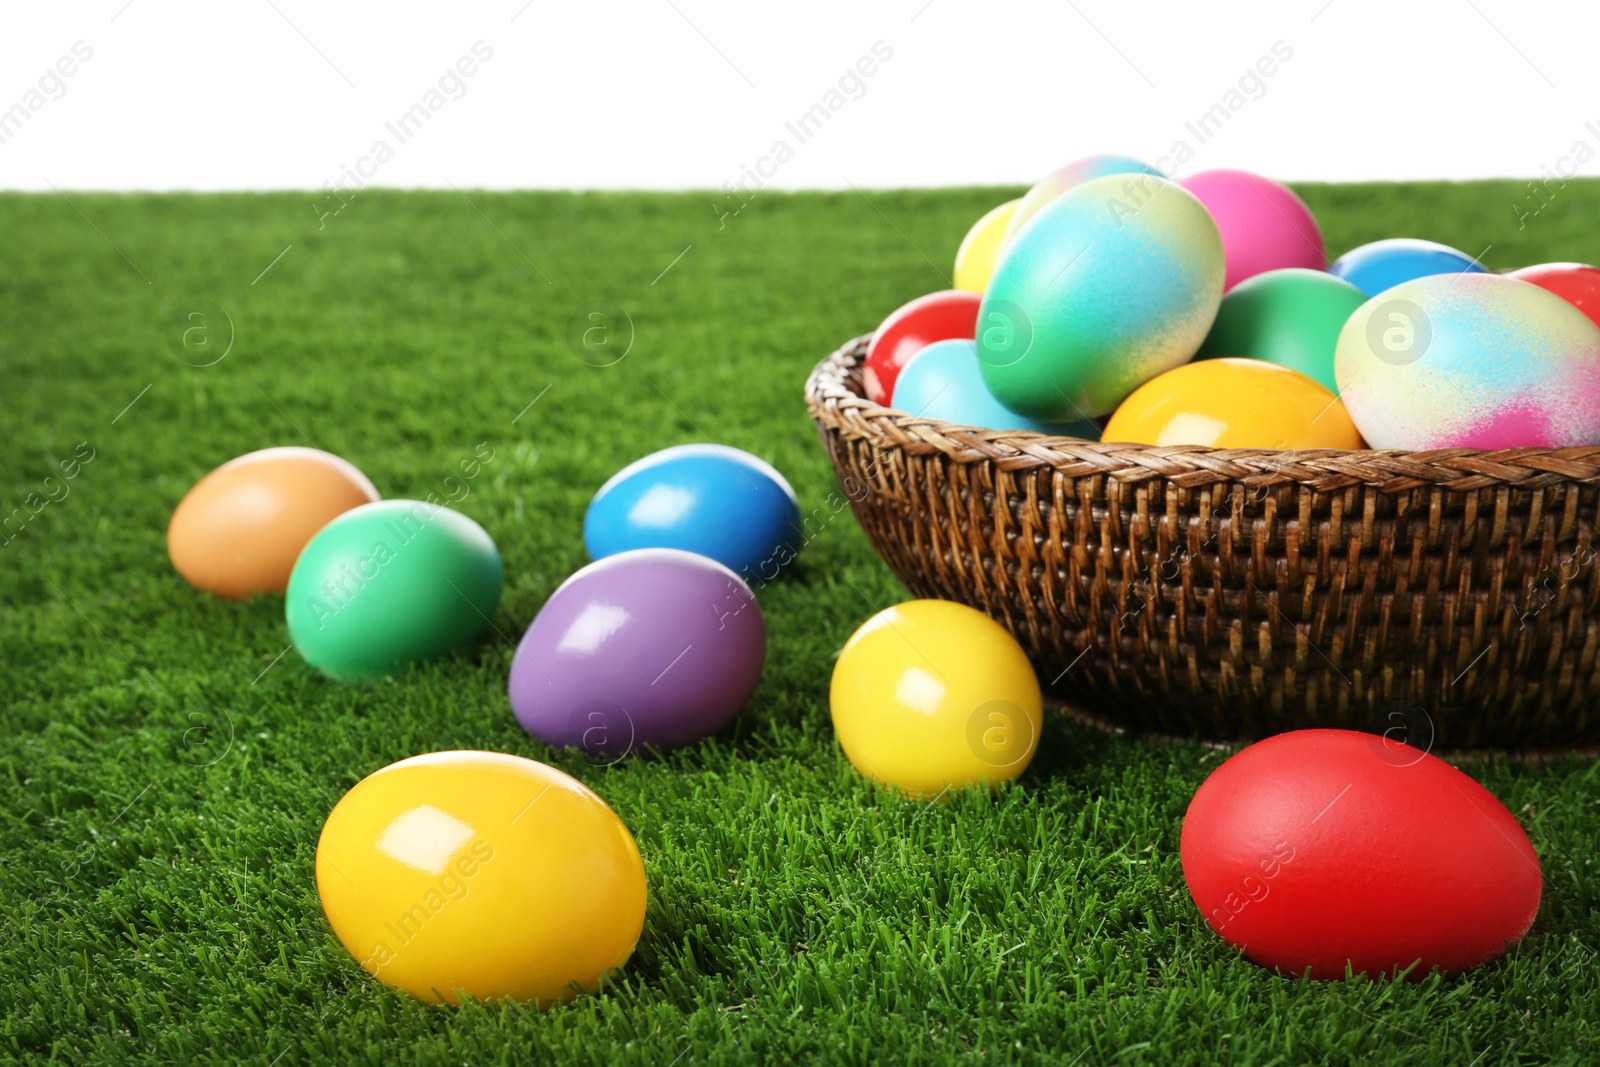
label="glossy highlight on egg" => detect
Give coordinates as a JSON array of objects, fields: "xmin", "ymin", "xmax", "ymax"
[
  {"xmin": 315, "ymin": 750, "xmax": 647, "ymax": 1005},
  {"xmin": 862, "ymin": 289, "xmax": 981, "ymax": 405},
  {"xmin": 285, "ymin": 499, "xmax": 503, "ymax": 680},
  {"xmin": 1101, "ymin": 358, "xmax": 1361, "ymax": 450},
  {"xmin": 829, "ymin": 599, "xmax": 1042, "ymax": 797},
  {"xmin": 584, "ymin": 443, "xmax": 801, "ymax": 579},
  {"xmin": 509, "ymin": 548, "xmax": 766, "ymax": 753},
  {"xmin": 168, "ymin": 446, "xmax": 380, "ymax": 599}
]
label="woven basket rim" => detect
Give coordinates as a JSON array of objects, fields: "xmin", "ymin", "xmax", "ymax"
[{"xmin": 805, "ymin": 334, "xmax": 1600, "ymax": 493}]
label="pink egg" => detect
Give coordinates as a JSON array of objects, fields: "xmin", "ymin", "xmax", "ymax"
[{"xmin": 1179, "ymin": 169, "xmax": 1324, "ymax": 291}]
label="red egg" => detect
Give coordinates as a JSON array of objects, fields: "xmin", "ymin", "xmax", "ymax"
[
  {"xmin": 1508, "ymin": 262, "xmax": 1600, "ymax": 330},
  {"xmin": 863, "ymin": 290, "xmax": 980, "ymax": 405},
  {"xmin": 1180, "ymin": 729, "xmax": 1541, "ymax": 980}
]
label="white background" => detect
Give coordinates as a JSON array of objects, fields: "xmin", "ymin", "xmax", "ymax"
[{"xmin": 0, "ymin": 0, "xmax": 1594, "ymax": 191}]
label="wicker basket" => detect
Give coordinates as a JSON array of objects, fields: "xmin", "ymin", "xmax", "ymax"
[{"xmin": 806, "ymin": 334, "xmax": 1600, "ymax": 748}]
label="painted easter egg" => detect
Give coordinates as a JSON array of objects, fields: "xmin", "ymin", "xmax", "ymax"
[
  {"xmin": 1507, "ymin": 262, "xmax": 1600, "ymax": 330},
  {"xmin": 978, "ymin": 174, "xmax": 1225, "ymax": 420},
  {"xmin": 1329, "ymin": 238, "xmax": 1490, "ymax": 297},
  {"xmin": 1002, "ymin": 154, "xmax": 1164, "ymax": 246},
  {"xmin": 1334, "ymin": 273, "xmax": 1600, "ymax": 449},
  {"xmin": 891, "ymin": 339, "xmax": 1099, "ymax": 438},
  {"xmin": 584, "ymin": 444, "xmax": 800, "ymax": 579},
  {"xmin": 1181, "ymin": 729, "xmax": 1541, "ymax": 980},
  {"xmin": 1196, "ymin": 268, "xmax": 1368, "ymax": 392},
  {"xmin": 1102, "ymin": 358, "xmax": 1362, "ymax": 450},
  {"xmin": 285, "ymin": 500, "xmax": 503, "ymax": 680},
  {"xmin": 316, "ymin": 750, "xmax": 646, "ymax": 1005},
  {"xmin": 830, "ymin": 599, "xmax": 1042, "ymax": 797},
  {"xmin": 509, "ymin": 549, "xmax": 766, "ymax": 753},
  {"xmin": 953, "ymin": 199, "xmax": 1020, "ymax": 293},
  {"xmin": 168, "ymin": 447, "xmax": 380, "ymax": 599},
  {"xmin": 863, "ymin": 290, "xmax": 981, "ymax": 405},
  {"xmin": 1178, "ymin": 170, "xmax": 1325, "ymax": 291}
]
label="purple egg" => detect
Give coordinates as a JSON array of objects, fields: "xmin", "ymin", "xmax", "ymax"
[{"xmin": 508, "ymin": 548, "xmax": 766, "ymax": 755}]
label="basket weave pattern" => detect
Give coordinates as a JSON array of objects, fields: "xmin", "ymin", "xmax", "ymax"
[{"xmin": 806, "ymin": 335, "xmax": 1600, "ymax": 746}]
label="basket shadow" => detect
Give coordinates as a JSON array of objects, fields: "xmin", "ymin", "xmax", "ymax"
[
  {"xmin": 1023, "ymin": 687, "xmax": 1236, "ymax": 789},
  {"xmin": 1024, "ymin": 697, "xmax": 1140, "ymax": 782}
]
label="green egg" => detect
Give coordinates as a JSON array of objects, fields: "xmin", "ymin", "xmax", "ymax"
[
  {"xmin": 285, "ymin": 499, "xmax": 502, "ymax": 680},
  {"xmin": 1196, "ymin": 268, "xmax": 1368, "ymax": 392}
]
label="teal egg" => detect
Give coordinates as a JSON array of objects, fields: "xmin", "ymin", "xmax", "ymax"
[
  {"xmin": 892, "ymin": 339, "xmax": 1099, "ymax": 438},
  {"xmin": 977, "ymin": 174, "xmax": 1224, "ymax": 420},
  {"xmin": 285, "ymin": 500, "xmax": 503, "ymax": 680}
]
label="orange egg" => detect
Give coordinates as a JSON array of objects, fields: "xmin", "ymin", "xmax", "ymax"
[
  {"xmin": 1101, "ymin": 358, "xmax": 1364, "ymax": 450},
  {"xmin": 168, "ymin": 447, "xmax": 380, "ymax": 598}
]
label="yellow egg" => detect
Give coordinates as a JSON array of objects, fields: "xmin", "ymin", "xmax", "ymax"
[
  {"xmin": 315, "ymin": 751, "xmax": 647, "ymax": 1005},
  {"xmin": 829, "ymin": 600, "xmax": 1042, "ymax": 797},
  {"xmin": 953, "ymin": 199, "xmax": 1021, "ymax": 293},
  {"xmin": 1101, "ymin": 358, "xmax": 1364, "ymax": 450}
]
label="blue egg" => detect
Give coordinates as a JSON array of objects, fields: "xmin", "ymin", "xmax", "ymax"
[
  {"xmin": 1329, "ymin": 238, "xmax": 1490, "ymax": 297},
  {"xmin": 584, "ymin": 444, "xmax": 802, "ymax": 579},
  {"xmin": 891, "ymin": 339, "xmax": 1100, "ymax": 438}
]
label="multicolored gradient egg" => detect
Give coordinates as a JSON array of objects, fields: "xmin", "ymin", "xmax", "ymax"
[
  {"xmin": 953, "ymin": 199, "xmax": 1020, "ymax": 293},
  {"xmin": 1334, "ymin": 273, "xmax": 1600, "ymax": 449},
  {"xmin": 891, "ymin": 339, "xmax": 1099, "ymax": 438},
  {"xmin": 977, "ymin": 174, "xmax": 1225, "ymax": 420},
  {"xmin": 1178, "ymin": 170, "xmax": 1324, "ymax": 291},
  {"xmin": 1329, "ymin": 238, "xmax": 1489, "ymax": 297},
  {"xmin": 1102, "ymin": 358, "xmax": 1362, "ymax": 450},
  {"xmin": 1001, "ymin": 154, "xmax": 1163, "ymax": 247},
  {"xmin": 1197, "ymin": 268, "xmax": 1367, "ymax": 392}
]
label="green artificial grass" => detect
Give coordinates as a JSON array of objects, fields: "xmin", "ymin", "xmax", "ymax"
[{"xmin": 2, "ymin": 179, "xmax": 1599, "ymax": 1066}]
